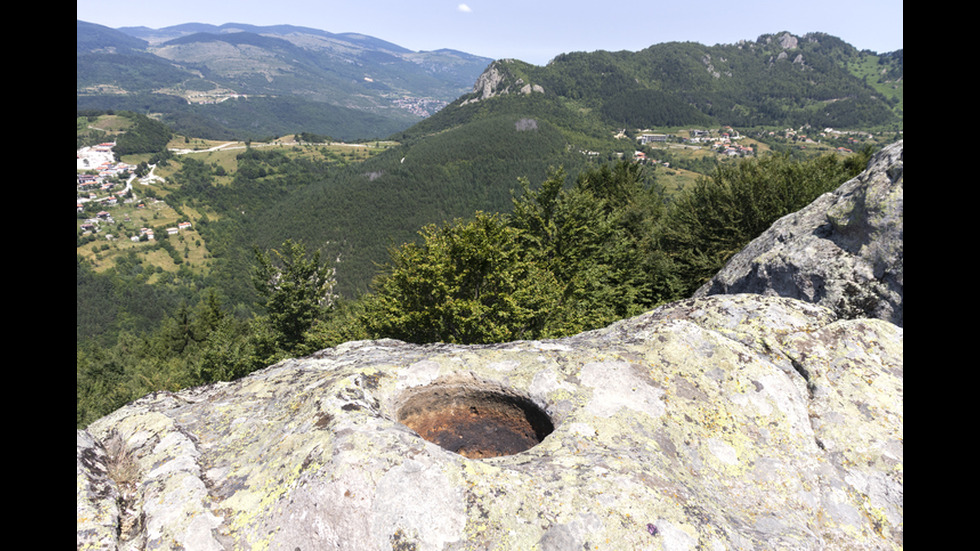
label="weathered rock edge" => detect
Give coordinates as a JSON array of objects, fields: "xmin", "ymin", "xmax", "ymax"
[
  {"xmin": 78, "ymin": 294, "xmax": 902, "ymax": 550},
  {"xmin": 696, "ymin": 140, "xmax": 904, "ymax": 327}
]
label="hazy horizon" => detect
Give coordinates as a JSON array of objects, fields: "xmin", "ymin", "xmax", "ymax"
[{"xmin": 77, "ymin": 0, "xmax": 904, "ymax": 66}]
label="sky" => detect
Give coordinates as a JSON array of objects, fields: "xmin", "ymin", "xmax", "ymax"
[{"xmin": 77, "ymin": 0, "xmax": 903, "ymax": 66}]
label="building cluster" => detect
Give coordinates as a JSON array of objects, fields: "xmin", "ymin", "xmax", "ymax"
[
  {"xmin": 77, "ymin": 142, "xmax": 192, "ymax": 243},
  {"xmin": 77, "ymin": 143, "xmax": 128, "ymax": 173},
  {"xmin": 632, "ymin": 126, "xmax": 755, "ymax": 163},
  {"xmin": 391, "ymin": 96, "xmax": 448, "ymax": 118},
  {"xmin": 77, "ymin": 142, "xmax": 135, "ymax": 206},
  {"xmin": 631, "ymin": 150, "xmax": 670, "ymax": 167}
]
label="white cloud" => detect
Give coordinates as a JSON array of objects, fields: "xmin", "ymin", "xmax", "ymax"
[{"xmin": 457, "ymin": 4, "xmax": 472, "ymax": 13}]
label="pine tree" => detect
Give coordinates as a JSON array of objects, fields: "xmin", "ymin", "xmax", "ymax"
[{"xmin": 252, "ymin": 240, "xmax": 337, "ymax": 353}]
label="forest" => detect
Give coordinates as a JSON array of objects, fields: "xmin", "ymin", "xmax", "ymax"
[{"xmin": 77, "ymin": 145, "xmax": 873, "ymax": 427}]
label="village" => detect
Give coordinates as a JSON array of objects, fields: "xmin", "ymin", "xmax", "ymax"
[
  {"xmin": 76, "ymin": 142, "xmax": 192, "ymax": 246},
  {"xmin": 628, "ymin": 124, "xmax": 867, "ymax": 167},
  {"xmin": 629, "ymin": 127, "xmax": 753, "ymax": 166}
]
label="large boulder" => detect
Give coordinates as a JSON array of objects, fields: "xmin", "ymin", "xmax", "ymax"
[
  {"xmin": 695, "ymin": 140, "xmax": 904, "ymax": 326},
  {"xmin": 78, "ymin": 294, "xmax": 902, "ymax": 550}
]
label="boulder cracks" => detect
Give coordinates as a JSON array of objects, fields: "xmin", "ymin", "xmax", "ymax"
[{"xmin": 79, "ymin": 294, "xmax": 902, "ymax": 550}]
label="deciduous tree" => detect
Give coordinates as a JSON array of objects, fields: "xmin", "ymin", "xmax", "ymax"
[{"xmin": 364, "ymin": 212, "xmax": 559, "ymax": 344}]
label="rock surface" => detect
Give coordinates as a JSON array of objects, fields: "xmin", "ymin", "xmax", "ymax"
[
  {"xmin": 78, "ymin": 294, "xmax": 902, "ymax": 550},
  {"xmin": 462, "ymin": 60, "xmax": 544, "ymax": 105},
  {"xmin": 695, "ymin": 140, "xmax": 904, "ymax": 326}
]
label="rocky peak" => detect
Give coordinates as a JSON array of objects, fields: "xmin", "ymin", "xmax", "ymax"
[
  {"xmin": 778, "ymin": 32, "xmax": 799, "ymax": 50},
  {"xmin": 461, "ymin": 59, "xmax": 544, "ymax": 105}
]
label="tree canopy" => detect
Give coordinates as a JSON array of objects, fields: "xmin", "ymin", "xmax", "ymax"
[
  {"xmin": 364, "ymin": 212, "xmax": 559, "ymax": 344},
  {"xmin": 252, "ymin": 239, "xmax": 337, "ymax": 352},
  {"xmin": 77, "ymin": 151, "xmax": 873, "ymax": 427}
]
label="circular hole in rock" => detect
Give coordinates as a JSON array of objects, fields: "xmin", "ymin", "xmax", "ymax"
[{"xmin": 397, "ymin": 381, "xmax": 554, "ymax": 459}]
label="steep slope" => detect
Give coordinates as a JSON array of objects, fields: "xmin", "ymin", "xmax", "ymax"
[
  {"xmin": 247, "ymin": 112, "xmax": 587, "ymax": 296},
  {"xmin": 399, "ymin": 32, "xmax": 900, "ymax": 146},
  {"xmin": 77, "ymin": 20, "xmax": 148, "ymax": 53},
  {"xmin": 77, "ymin": 20, "xmax": 196, "ymax": 93}
]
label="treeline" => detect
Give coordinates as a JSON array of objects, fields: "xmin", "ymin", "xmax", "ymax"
[
  {"xmin": 76, "ymin": 110, "xmax": 174, "ymax": 157},
  {"xmin": 77, "ymin": 148, "xmax": 873, "ymax": 427},
  {"xmin": 77, "ymin": 94, "xmax": 412, "ymax": 143},
  {"xmin": 111, "ymin": 111, "xmax": 173, "ymax": 157}
]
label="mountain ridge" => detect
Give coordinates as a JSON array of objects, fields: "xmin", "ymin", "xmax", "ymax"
[
  {"xmin": 77, "ymin": 20, "xmax": 495, "ymax": 140},
  {"xmin": 445, "ymin": 31, "xmax": 901, "ymax": 131},
  {"xmin": 232, "ymin": 29, "xmax": 902, "ymax": 298},
  {"xmin": 78, "ymin": 22, "xmax": 901, "ymax": 141},
  {"xmin": 117, "ymin": 22, "xmax": 416, "ymax": 54}
]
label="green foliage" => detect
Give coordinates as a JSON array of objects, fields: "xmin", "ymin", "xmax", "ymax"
[
  {"xmin": 363, "ymin": 212, "xmax": 559, "ymax": 344},
  {"xmin": 111, "ymin": 111, "xmax": 173, "ymax": 157},
  {"xmin": 252, "ymin": 114, "xmax": 586, "ymax": 298},
  {"xmin": 77, "ymin": 240, "xmax": 338, "ymax": 426},
  {"xmin": 77, "ymin": 147, "xmax": 879, "ymax": 428},
  {"xmin": 360, "ymin": 162, "xmax": 678, "ymax": 343},
  {"xmin": 76, "ymin": 291, "xmax": 233, "ymax": 427},
  {"xmin": 76, "ymin": 52, "xmax": 190, "ymax": 91},
  {"xmin": 537, "ymin": 36, "xmax": 899, "ymax": 129},
  {"xmin": 296, "ymin": 131, "xmax": 335, "ymax": 144},
  {"xmin": 252, "ymin": 239, "xmax": 337, "ymax": 354},
  {"xmin": 76, "ymin": 254, "xmax": 200, "ymax": 345},
  {"xmin": 510, "ymin": 163, "xmax": 676, "ymax": 334},
  {"xmin": 304, "ymin": 297, "xmax": 372, "ymax": 351},
  {"xmin": 662, "ymin": 149, "xmax": 872, "ymax": 295},
  {"xmin": 196, "ymin": 315, "xmax": 279, "ymax": 385},
  {"xmin": 601, "ymin": 89, "xmax": 715, "ymax": 128},
  {"xmin": 175, "ymin": 97, "xmax": 413, "ymax": 142}
]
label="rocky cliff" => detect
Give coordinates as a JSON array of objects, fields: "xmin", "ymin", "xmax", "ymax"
[
  {"xmin": 78, "ymin": 143, "xmax": 903, "ymax": 551},
  {"xmin": 461, "ymin": 60, "xmax": 544, "ymax": 105},
  {"xmin": 696, "ymin": 140, "xmax": 903, "ymax": 327}
]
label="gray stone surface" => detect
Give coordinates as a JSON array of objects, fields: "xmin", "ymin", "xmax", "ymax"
[
  {"xmin": 78, "ymin": 294, "xmax": 902, "ymax": 550},
  {"xmin": 696, "ymin": 140, "xmax": 903, "ymax": 326}
]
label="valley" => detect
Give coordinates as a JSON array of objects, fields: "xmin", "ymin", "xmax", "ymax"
[
  {"xmin": 77, "ymin": 23, "xmax": 902, "ymax": 427},
  {"xmin": 76, "ymin": 20, "xmax": 495, "ymax": 141},
  {"xmin": 76, "ymin": 112, "xmax": 884, "ymax": 285}
]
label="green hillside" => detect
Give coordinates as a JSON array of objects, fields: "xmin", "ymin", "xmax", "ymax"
[
  {"xmin": 78, "ymin": 30, "xmax": 901, "ymax": 427},
  {"xmin": 241, "ymin": 33, "xmax": 903, "ymax": 296},
  {"xmin": 484, "ymin": 32, "xmax": 901, "ymax": 130},
  {"xmin": 250, "ymin": 113, "xmax": 588, "ymax": 297}
]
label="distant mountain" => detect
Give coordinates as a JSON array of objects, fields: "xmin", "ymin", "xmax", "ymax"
[
  {"xmin": 76, "ymin": 20, "xmax": 494, "ymax": 140},
  {"xmin": 404, "ymin": 31, "xmax": 902, "ymax": 141},
  {"xmin": 77, "ymin": 20, "xmax": 148, "ymax": 53},
  {"xmin": 243, "ymin": 32, "xmax": 902, "ymax": 295}
]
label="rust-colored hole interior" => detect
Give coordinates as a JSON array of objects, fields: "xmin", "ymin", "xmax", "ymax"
[{"xmin": 397, "ymin": 382, "xmax": 554, "ymax": 459}]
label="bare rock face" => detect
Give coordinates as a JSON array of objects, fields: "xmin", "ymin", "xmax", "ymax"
[
  {"xmin": 461, "ymin": 60, "xmax": 544, "ymax": 105},
  {"xmin": 778, "ymin": 32, "xmax": 799, "ymax": 50},
  {"xmin": 77, "ymin": 294, "xmax": 902, "ymax": 550},
  {"xmin": 696, "ymin": 140, "xmax": 904, "ymax": 326}
]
